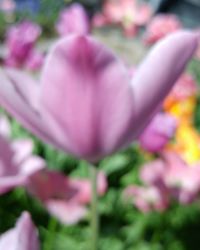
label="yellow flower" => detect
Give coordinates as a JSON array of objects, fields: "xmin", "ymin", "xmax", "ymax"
[{"xmin": 167, "ymin": 124, "xmax": 200, "ymax": 164}]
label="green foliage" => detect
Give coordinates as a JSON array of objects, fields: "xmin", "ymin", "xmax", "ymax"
[{"xmin": 1, "ymin": 116, "xmax": 200, "ymax": 250}]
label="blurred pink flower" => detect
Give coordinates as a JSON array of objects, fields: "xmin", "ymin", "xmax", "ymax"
[
  {"xmin": 0, "ymin": 212, "xmax": 39, "ymax": 250},
  {"xmin": 0, "ymin": 136, "xmax": 45, "ymax": 194},
  {"xmin": 163, "ymin": 152, "xmax": 200, "ymax": 204},
  {"xmin": 6, "ymin": 21, "xmax": 41, "ymax": 62},
  {"xmin": 144, "ymin": 14, "xmax": 182, "ymax": 45},
  {"xmin": 139, "ymin": 112, "xmax": 177, "ymax": 153},
  {"xmin": 140, "ymin": 159, "xmax": 166, "ymax": 187},
  {"xmin": 56, "ymin": 3, "xmax": 90, "ymax": 36},
  {"xmin": 5, "ymin": 20, "xmax": 43, "ymax": 71},
  {"xmin": 27, "ymin": 169, "xmax": 107, "ymax": 224},
  {"xmin": 93, "ymin": 0, "xmax": 152, "ymax": 37},
  {"xmin": 0, "ymin": 32, "xmax": 198, "ymax": 162},
  {"xmin": 124, "ymin": 185, "xmax": 168, "ymax": 212},
  {"xmin": 140, "ymin": 152, "xmax": 200, "ymax": 204}
]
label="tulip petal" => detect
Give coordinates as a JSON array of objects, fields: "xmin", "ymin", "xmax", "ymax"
[
  {"xmin": 0, "ymin": 212, "xmax": 39, "ymax": 250},
  {"xmin": 46, "ymin": 200, "xmax": 87, "ymax": 225},
  {"xmin": 131, "ymin": 31, "xmax": 199, "ymax": 138},
  {"xmin": 0, "ymin": 68, "xmax": 66, "ymax": 151},
  {"xmin": 41, "ymin": 35, "xmax": 135, "ymax": 161}
]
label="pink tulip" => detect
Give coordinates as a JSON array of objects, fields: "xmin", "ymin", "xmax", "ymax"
[
  {"xmin": 0, "ymin": 212, "xmax": 39, "ymax": 250},
  {"xmin": 124, "ymin": 185, "xmax": 169, "ymax": 212},
  {"xmin": 27, "ymin": 169, "xmax": 107, "ymax": 224},
  {"xmin": 0, "ymin": 136, "xmax": 45, "ymax": 194},
  {"xmin": 5, "ymin": 21, "xmax": 41, "ymax": 65},
  {"xmin": 144, "ymin": 14, "xmax": 182, "ymax": 45},
  {"xmin": 139, "ymin": 112, "xmax": 177, "ymax": 153},
  {"xmin": 56, "ymin": 3, "xmax": 90, "ymax": 36},
  {"xmin": 0, "ymin": 32, "xmax": 198, "ymax": 162}
]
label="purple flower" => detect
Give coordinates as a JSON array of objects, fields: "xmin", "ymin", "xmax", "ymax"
[
  {"xmin": 0, "ymin": 31, "xmax": 198, "ymax": 162},
  {"xmin": 139, "ymin": 112, "xmax": 177, "ymax": 153},
  {"xmin": 56, "ymin": 3, "xmax": 90, "ymax": 36},
  {"xmin": 0, "ymin": 212, "xmax": 40, "ymax": 250}
]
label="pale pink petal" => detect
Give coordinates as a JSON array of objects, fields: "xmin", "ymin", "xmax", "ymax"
[
  {"xmin": 0, "ymin": 68, "xmax": 68, "ymax": 152},
  {"xmin": 11, "ymin": 139, "xmax": 34, "ymax": 164},
  {"xmin": 130, "ymin": 31, "xmax": 199, "ymax": 140},
  {"xmin": 0, "ymin": 212, "xmax": 39, "ymax": 250},
  {"xmin": 46, "ymin": 200, "xmax": 87, "ymax": 225},
  {"xmin": 0, "ymin": 114, "xmax": 11, "ymax": 138}
]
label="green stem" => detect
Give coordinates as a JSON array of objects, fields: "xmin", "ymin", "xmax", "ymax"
[{"xmin": 90, "ymin": 164, "xmax": 99, "ymax": 250}]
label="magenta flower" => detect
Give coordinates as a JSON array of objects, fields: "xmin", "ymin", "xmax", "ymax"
[
  {"xmin": 6, "ymin": 20, "xmax": 41, "ymax": 59},
  {"xmin": 144, "ymin": 14, "xmax": 182, "ymax": 45},
  {"xmin": 56, "ymin": 3, "xmax": 90, "ymax": 36},
  {"xmin": 27, "ymin": 169, "xmax": 107, "ymax": 224},
  {"xmin": 0, "ymin": 32, "xmax": 198, "ymax": 162},
  {"xmin": 139, "ymin": 112, "xmax": 177, "ymax": 153},
  {"xmin": 0, "ymin": 212, "xmax": 39, "ymax": 250},
  {"xmin": 4, "ymin": 21, "xmax": 41, "ymax": 70}
]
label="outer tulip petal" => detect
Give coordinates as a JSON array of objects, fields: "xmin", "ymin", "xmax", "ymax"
[
  {"xmin": 130, "ymin": 31, "xmax": 199, "ymax": 139},
  {"xmin": 0, "ymin": 67, "xmax": 67, "ymax": 151},
  {"xmin": 0, "ymin": 212, "xmax": 39, "ymax": 250},
  {"xmin": 41, "ymin": 35, "xmax": 135, "ymax": 162}
]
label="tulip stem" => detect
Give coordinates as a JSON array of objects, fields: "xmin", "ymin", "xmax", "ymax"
[{"xmin": 90, "ymin": 164, "xmax": 99, "ymax": 250}]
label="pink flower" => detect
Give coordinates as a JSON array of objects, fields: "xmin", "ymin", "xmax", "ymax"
[
  {"xmin": 0, "ymin": 32, "xmax": 198, "ymax": 162},
  {"xmin": 56, "ymin": 3, "xmax": 90, "ymax": 36},
  {"xmin": 5, "ymin": 21, "xmax": 41, "ymax": 65},
  {"xmin": 0, "ymin": 136, "xmax": 45, "ymax": 194},
  {"xmin": 144, "ymin": 14, "xmax": 182, "ymax": 45},
  {"xmin": 139, "ymin": 112, "xmax": 177, "ymax": 153},
  {"xmin": 140, "ymin": 152, "xmax": 200, "ymax": 204},
  {"xmin": 0, "ymin": 212, "xmax": 39, "ymax": 250},
  {"xmin": 124, "ymin": 185, "xmax": 168, "ymax": 212},
  {"xmin": 162, "ymin": 152, "xmax": 200, "ymax": 204},
  {"xmin": 27, "ymin": 169, "xmax": 107, "ymax": 224}
]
